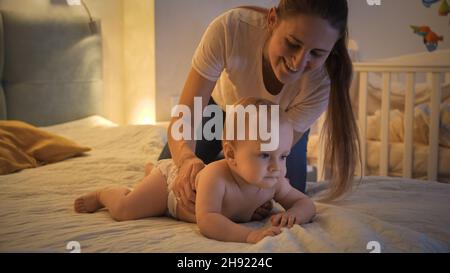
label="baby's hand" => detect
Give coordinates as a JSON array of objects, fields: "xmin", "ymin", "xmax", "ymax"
[
  {"xmin": 246, "ymin": 226, "xmax": 282, "ymax": 244},
  {"xmin": 270, "ymin": 212, "xmax": 298, "ymax": 228}
]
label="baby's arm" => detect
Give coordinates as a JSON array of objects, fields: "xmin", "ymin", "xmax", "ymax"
[
  {"xmin": 272, "ymin": 178, "xmax": 316, "ymax": 227},
  {"xmin": 196, "ymin": 169, "xmax": 280, "ymax": 243}
]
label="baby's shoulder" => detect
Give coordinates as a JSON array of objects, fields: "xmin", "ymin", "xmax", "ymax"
[
  {"xmin": 200, "ymin": 159, "xmax": 228, "ymax": 175},
  {"xmin": 196, "ymin": 160, "xmax": 230, "ymax": 187}
]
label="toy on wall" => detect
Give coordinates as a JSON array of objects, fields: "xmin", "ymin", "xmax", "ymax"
[
  {"xmin": 414, "ymin": 0, "xmax": 448, "ymax": 51},
  {"xmin": 422, "ymin": 0, "xmax": 441, "ymax": 8},
  {"xmin": 410, "ymin": 25, "xmax": 444, "ymax": 52},
  {"xmin": 423, "ymin": 0, "xmax": 450, "ymax": 15},
  {"xmin": 438, "ymin": 0, "xmax": 450, "ymax": 16}
]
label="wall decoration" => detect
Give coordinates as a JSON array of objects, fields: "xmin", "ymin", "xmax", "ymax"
[
  {"xmin": 413, "ymin": 0, "xmax": 448, "ymax": 51},
  {"xmin": 410, "ymin": 25, "xmax": 444, "ymax": 51},
  {"xmin": 422, "ymin": 0, "xmax": 440, "ymax": 8},
  {"xmin": 438, "ymin": 0, "xmax": 450, "ymax": 16}
]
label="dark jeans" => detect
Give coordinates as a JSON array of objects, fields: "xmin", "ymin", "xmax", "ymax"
[{"xmin": 158, "ymin": 98, "xmax": 309, "ymax": 193}]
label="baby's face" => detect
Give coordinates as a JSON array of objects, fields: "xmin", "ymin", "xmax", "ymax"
[{"xmin": 233, "ymin": 121, "xmax": 293, "ymax": 188}]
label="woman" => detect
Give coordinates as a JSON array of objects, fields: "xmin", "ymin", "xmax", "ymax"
[{"xmin": 156, "ymin": 0, "xmax": 360, "ymax": 219}]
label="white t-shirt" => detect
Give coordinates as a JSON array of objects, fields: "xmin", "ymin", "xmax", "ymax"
[{"xmin": 192, "ymin": 8, "xmax": 330, "ymax": 133}]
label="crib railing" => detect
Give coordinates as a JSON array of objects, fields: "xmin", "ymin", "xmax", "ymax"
[{"xmin": 317, "ymin": 63, "xmax": 450, "ymax": 182}]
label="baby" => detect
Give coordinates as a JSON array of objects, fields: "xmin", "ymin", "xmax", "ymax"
[{"xmin": 74, "ymin": 97, "xmax": 316, "ymax": 244}]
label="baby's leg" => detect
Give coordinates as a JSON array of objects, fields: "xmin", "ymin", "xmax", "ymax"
[
  {"xmin": 74, "ymin": 186, "xmax": 126, "ymax": 213},
  {"xmin": 74, "ymin": 169, "xmax": 168, "ymax": 221}
]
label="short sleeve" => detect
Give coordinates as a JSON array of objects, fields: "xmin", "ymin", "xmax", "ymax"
[
  {"xmin": 285, "ymin": 69, "xmax": 330, "ymax": 133},
  {"xmin": 192, "ymin": 14, "xmax": 228, "ymax": 82}
]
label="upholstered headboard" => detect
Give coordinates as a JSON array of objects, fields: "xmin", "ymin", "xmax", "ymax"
[{"xmin": 0, "ymin": 10, "xmax": 103, "ymax": 126}]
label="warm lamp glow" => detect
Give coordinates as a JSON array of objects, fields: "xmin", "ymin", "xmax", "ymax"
[{"xmin": 130, "ymin": 99, "xmax": 156, "ymax": 125}]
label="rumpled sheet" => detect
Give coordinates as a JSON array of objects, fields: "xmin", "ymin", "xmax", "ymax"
[{"xmin": 0, "ymin": 116, "xmax": 448, "ymax": 252}]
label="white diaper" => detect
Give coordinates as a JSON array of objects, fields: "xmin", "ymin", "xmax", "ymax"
[{"xmin": 153, "ymin": 159, "xmax": 179, "ymax": 219}]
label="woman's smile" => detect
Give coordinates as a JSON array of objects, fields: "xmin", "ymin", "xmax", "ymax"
[{"xmin": 282, "ymin": 57, "xmax": 300, "ymax": 73}]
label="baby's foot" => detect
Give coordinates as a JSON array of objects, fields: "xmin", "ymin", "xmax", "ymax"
[{"xmin": 74, "ymin": 191, "xmax": 104, "ymax": 213}]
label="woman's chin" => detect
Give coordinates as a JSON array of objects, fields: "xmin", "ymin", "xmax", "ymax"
[{"xmin": 276, "ymin": 71, "xmax": 298, "ymax": 85}]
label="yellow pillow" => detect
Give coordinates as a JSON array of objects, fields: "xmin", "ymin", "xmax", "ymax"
[{"xmin": 0, "ymin": 120, "xmax": 91, "ymax": 175}]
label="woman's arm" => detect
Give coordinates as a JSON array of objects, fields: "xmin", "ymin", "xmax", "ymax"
[
  {"xmin": 168, "ymin": 68, "xmax": 216, "ymax": 167},
  {"xmin": 169, "ymin": 68, "xmax": 216, "ymax": 213}
]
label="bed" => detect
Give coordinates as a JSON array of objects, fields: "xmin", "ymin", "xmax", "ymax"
[
  {"xmin": 1, "ymin": 115, "xmax": 449, "ymax": 253},
  {"xmin": 0, "ymin": 10, "xmax": 449, "ymax": 253}
]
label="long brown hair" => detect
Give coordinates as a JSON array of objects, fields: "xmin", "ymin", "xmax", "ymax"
[{"xmin": 275, "ymin": 0, "xmax": 361, "ymax": 201}]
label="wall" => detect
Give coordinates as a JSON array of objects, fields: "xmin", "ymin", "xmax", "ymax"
[
  {"xmin": 123, "ymin": 0, "xmax": 155, "ymax": 124},
  {"xmin": 1, "ymin": 0, "xmax": 156, "ymax": 125},
  {"xmin": 82, "ymin": 0, "xmax": 156, "ymax": 125},
  {"xmin": 84, "ymin": 0, "xmax": 125, "ymax": 124},
  {"xmin": 155, "ymin": 0, "xmax": 277, "ymax": 122},
  {"xmin": 3, "ymin": 1, "xmax": 448, "ymax": 123},
  {"xmin": 348, "ymin": 0, "xmax": 450, "ymax": 60},
  {"xmin": 155, "ymin": 0, "xmax": 450, "ymax": 121},
  {"xmin": 0, "ymin": 0, "xmax": 126, "ymax": 124}
]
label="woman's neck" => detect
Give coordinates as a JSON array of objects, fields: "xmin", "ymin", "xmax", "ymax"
[{"xmin": 262, "ymin": 40, "xmax": 284, "ymax": 95}]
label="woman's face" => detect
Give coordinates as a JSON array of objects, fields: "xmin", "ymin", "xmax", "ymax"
[{"xmin": 265, "ymin": 9, "xmax": 340, "ymax": 84}]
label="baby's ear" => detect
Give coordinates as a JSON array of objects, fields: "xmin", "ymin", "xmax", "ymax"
[{"xmin": 223, "ymin": 142, "xmax": 237, "ymax": 165}]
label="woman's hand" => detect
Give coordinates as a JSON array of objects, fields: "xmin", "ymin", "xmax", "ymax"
[
  {"xmin": 270, "ymin": 212, "xmax": 298, "ymax": 228},
  {"xmin": 251, "ymin": 200, "xmax": 273, "ymax": 221},
  {"xmin": 172, "ymin": 157, "xmax": 205, "ymax": 214},
  {"xmin": 246, "ymin": 226, "xmax": 282, "ymax": 244}
]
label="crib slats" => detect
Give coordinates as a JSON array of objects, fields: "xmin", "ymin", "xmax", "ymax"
[
  {"xmin": 444, "ymin": 73, "xmax": 450, "ymax": 83},
  {"xmin": 380, "ymin": 73, "xmax": 390, "ymax": 176},
  {"xmin": 403, "ymin": 73, "xmax": 415, "ymax": 178},
  {"xmin": 345, "ymin": 63, "xmax": 450, "ymax": 183},
  {"xmin": 428, "ymin": 73, "xmax": 442, "ymax": 181},
  {"xmin": 358, "ymin": 72, "xmax": 368, "ymax": 177}
]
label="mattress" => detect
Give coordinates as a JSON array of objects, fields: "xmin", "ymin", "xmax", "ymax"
[{"xmin": 0, "ymin": 116, "xmax": 449, "ymax": 252}]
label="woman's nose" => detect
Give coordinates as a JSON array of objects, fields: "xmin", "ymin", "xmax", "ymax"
[{"xmin": 291, "ymin": 50, "xmax": 309, "ymax": 72}]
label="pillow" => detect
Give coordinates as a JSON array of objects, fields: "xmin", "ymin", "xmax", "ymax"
[{"xmin": 0, "ymin": 120, "xmax": 91, "ymax": 175}]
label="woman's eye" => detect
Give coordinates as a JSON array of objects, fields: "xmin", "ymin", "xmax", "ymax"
[
  {"xmin": 281, "ymin": 155, "xmax": 288, "ymax": 160},
  {"xmin": 260, "ymin": 153, "xmax": 270, "ymax": 159},
  {"xmin": 286, "ymin": 39, "xmax": 300, "ymax": 49},
  {"xmin": 311, "ymin": 51, "xmax": 324, "ymax": 58}
]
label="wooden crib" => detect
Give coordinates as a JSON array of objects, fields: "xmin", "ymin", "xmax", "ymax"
[{"xmin": 315, "ymin": 53, "xmax": 450, "ymax": 182}]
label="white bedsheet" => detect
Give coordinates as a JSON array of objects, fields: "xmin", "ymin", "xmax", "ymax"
[{"xmin": 0, "ymin": 116, "xmax": 449, "ymax": 252}]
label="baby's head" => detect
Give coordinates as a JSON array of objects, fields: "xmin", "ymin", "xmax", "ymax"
[{"xmin": 222, "ymin": 97, "xmax": 294, "ymax": 188}]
